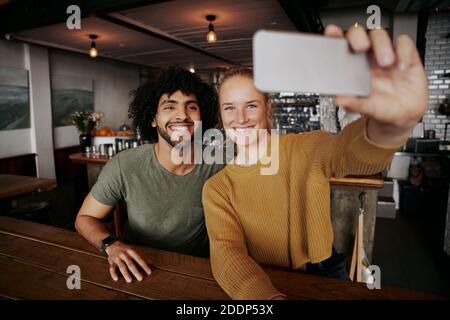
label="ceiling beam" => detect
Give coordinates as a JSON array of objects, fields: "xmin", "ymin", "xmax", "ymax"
[
  {"xmin": 10, "ymin": 34, "xmax": 89, "ymax": 55},
  {"xmin": 10, "ymin": 33, "xmax": 165, "ymax": 71},
  {"xmin": 98, "ymin": 13, "xmax": 236, "ymax": 66}
]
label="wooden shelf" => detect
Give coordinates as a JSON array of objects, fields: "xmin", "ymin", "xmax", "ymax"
[{"xmin": 69, "ymin": 153, "xmax": 110, "ymax": 165}]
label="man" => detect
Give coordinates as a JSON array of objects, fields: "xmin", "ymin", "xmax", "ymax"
[{"xmin": 75, "ymin": 67, "xmax": 223, "ymax": 283}]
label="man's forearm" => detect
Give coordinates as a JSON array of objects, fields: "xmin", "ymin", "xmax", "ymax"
[
  {"xmin": 75, "ymin": 215, "xmax": 113, "ymax": 251},
  {"xmin": 366, "ymin": 118, "xmax": 412, "ymax": 148}
]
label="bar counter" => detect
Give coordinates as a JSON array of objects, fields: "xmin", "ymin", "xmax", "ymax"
[
  {"xmin": 69, "ymin": 153, "xmax": 385, "ymax": 189},
  {"xmin": 0, "ymin": 216, "xmax": 443, "ymax": 300}
]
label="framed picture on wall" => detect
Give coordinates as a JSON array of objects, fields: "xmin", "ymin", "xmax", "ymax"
[
  {"xmin": 0, "ymin": 66, "xmax": 30, "ymax": 131},
  {"xmin": 51, "ymin": 75, "xmax": 94, "ymax": 127}
]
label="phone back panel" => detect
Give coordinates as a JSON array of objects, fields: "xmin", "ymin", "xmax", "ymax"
[{"xmin": 253, "ymin": 30, "xmax": 371, "ymax": 96}]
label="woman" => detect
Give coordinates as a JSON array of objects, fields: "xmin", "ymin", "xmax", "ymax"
[{"xmin": 202, "ymin": 24, "xmax": 427, "ymax": 300}]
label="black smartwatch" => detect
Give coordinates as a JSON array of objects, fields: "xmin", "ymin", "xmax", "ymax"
[{"xmin": 101, "ymin": 235, "xmax": 118, "ymax": 254}]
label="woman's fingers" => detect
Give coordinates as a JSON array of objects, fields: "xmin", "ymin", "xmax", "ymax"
[
  {"xmin": 334, "ymin": 95, "xmax": 372, "ymax": 118},
  {"xmin": 334, "ymin": 95, "xmax": 361, "ymax": 111},
  {"xmin": 345, "ymin": 23, "xmax": 371, "ymax": 52},
  {"xmin": 369, "ymin": 28, "xmax": 395, "ymax": 67},
  {"xmin": 324, "ymin": 24, "xmax": 344, "ymax": 37},
  {"xmin": 329, "ymin": 24, "xmax": 397, "ymax": 69},
  {"xmin": 128, "ymin": 250, "xmax": 152, "ymax": 275},
  {"xmin": 395, "ymin": 34, "xmax": 421, "ymax": 71},
  {"xmin": 336, "ymin": 24, "xmax": 403, "ymax": 70}
]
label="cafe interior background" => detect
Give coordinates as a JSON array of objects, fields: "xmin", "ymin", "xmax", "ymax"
[{"xmin": 0, "ymin": 0, "xmax": 449, "ymax": 298}]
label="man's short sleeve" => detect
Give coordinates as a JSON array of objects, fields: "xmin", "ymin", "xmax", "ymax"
[{"xmin": 91, "ymin": 156, "xmax": 124, "ymax": 206}]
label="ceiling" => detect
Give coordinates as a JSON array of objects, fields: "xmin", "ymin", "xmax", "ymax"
[
  {"xmin": 2, "ymin": 0, "xmax": 450, "ymax": 72},
  {"xmin": 7, "ymin": 0, "xmax": 297, "ymax": 71}
]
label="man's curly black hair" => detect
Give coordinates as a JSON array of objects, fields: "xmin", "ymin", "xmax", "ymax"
[{"xmin": 128, "ymin": 66, "xmax": 219, "ymax": 143}]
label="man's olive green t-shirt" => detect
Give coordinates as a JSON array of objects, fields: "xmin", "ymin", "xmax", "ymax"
[{"xmin": 91, "ymin": 143, "xmax": 224, "ymax": 257}]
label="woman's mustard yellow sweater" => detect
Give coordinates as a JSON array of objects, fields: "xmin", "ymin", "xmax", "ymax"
[{"xmin": 202, "ymin": 117, "xmax": 402, "ymax": 300}]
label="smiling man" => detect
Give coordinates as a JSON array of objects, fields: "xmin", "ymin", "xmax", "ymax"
[{"xmin": 75, "ymin": 67, "xmax": 223, "ymax": 283}]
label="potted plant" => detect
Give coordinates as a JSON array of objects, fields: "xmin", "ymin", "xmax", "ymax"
[{"xmin": 69, "ymin": 111, "xmax": 104, "ymax": 151}]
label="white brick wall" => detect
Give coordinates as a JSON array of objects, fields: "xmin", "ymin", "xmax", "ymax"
[
  {"xmin": 426, "ymin": 11, "xmax": 450, "ymax": 255},
  {"xmin": 423, "ymin": 12, "xmax": 450, "ymax": 255},
  {"xmin": 423, "ymin": 11, "xmax": 450, "ymax": 142}
]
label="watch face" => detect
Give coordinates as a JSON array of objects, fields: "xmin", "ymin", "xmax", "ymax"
[{"xmin": 102, "ymin": 235, "xmax": 117, "ymax": 246}]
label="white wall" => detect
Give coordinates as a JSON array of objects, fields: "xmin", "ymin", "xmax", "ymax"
[
  {"xmin": 0, "ymin": 41, "xmax": 32, "ymax": 159},
  {"xmin": 0, "ymin": 128, "xmax": 32, "ymax": 158},
  {"xmin": 50, "ymin": 50, "xmax": 140, "ymax": 148},
  {"xmin": 0, "ymin": 41, "xmax": 55, "ymax": 178},
  {"xmin": 0, "ymin": 40, "xmax": 140, "ymax": 178},
  {"xmin": 25, "ymin": 44, "xmax": 56, "ymax": 179}
]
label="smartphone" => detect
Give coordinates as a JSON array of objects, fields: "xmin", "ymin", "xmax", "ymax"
[{"xmin": 253, "ymin": 30, "xmax": 371, "ymax": 96}]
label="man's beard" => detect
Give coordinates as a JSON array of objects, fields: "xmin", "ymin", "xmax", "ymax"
[{"xmin": 157, "ymin": 124, "xmax": 196, "ymax": 148}]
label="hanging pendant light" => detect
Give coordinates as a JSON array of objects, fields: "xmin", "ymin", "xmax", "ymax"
[
  {"xmin": 206, "ymin": 15, "xmax": 217, "ymax": 43},
  {"xmin": 89, "ymin": 34, "xmax": 98, "ymax": 58}
]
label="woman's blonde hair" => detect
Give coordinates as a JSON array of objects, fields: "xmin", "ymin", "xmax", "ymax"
[{"xmin": 217, "ymin": 66, "xmax": 274, "ymax": 130}]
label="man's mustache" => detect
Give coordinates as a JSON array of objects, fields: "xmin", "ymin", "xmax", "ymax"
[{"xmin": 166, "ymin": 121, "xmax": 195, "ymax": 128}]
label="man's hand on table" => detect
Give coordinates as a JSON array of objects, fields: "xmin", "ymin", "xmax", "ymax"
[
  {"xmin": 105, "ymin": 241, "xmax": 152, "ymax": 283},
  {"xmin": 325, "ymin": 24, "xmax": 428, "ymax": 148}
]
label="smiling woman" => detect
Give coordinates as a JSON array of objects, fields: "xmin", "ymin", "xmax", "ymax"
[
  {"xmin": 220, "ymin": 78, "xmax": 270, "ymax": 149},
  {"xmin": 202, "ymin": 22, "xmax": 428, "ymax": 298}
]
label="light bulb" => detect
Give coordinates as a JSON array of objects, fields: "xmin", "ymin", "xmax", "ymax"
[
  {"xmin": 89, "ymin": 47, "xmax": 98, "ymax": 58},
  {"xmin": 207, "ymin": 31, "xmax": 217, "ymax": 43}
]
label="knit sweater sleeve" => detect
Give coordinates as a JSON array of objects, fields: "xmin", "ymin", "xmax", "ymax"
[
  {"xmin": 202, "ymin": 179, "xmax": 285, "ymax": 300},
  {"xmin": 300, "ymin": 116, "xmax": 404, "ymax": 179}
]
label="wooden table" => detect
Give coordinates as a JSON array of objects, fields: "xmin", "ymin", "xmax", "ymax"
[
  {"xmin": 0, "ymin": 216, "xmax": 443, "ymax": 300},
  {"xmin": 0, "ymin": 174, "xmax": 57, "ymax": 200}
]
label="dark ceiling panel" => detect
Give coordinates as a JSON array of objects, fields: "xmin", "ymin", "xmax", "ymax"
[
  {"xmin": 11, "ymin": 0, "xmax": 296, "ymax": 70},
  {"xmin": 8, "ymin": 0, "xmax": 449, "ymax": 71}
]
